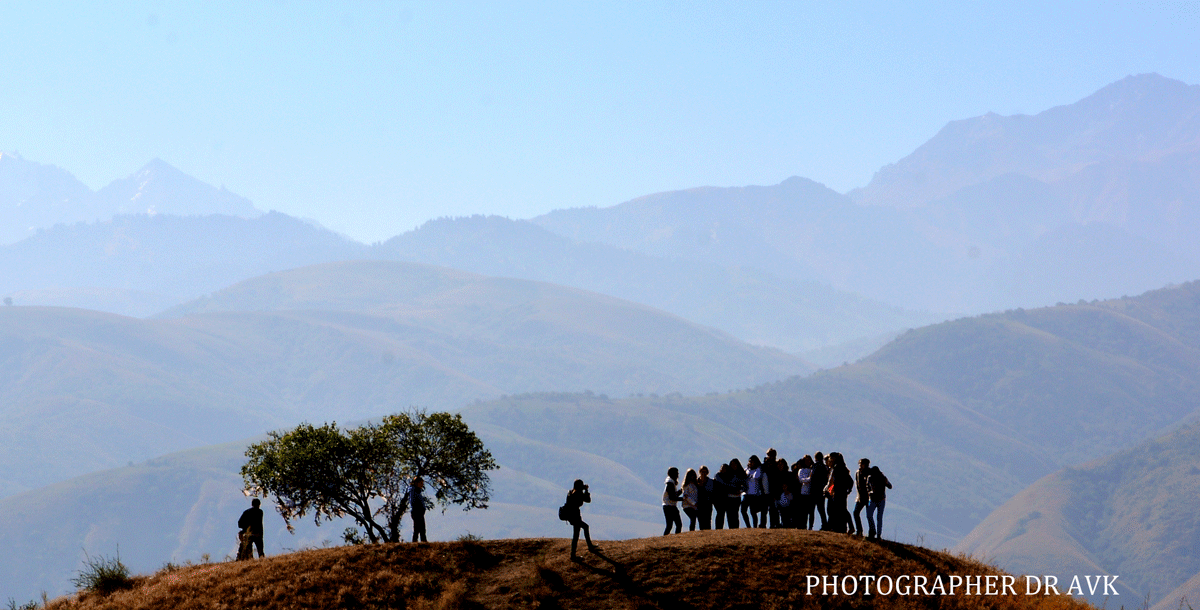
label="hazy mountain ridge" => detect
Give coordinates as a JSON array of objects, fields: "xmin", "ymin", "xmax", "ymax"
[
  {"xmin": 0, "ymin": 211, "xmax": 368, "ymax": 316},
  {"xmin": 377, "ymin": 214, "xmax": 944, "ymax": 356},
  {"xmin": 853, "ymin": 73, "xmax": 1200, "ymax": 208},
  {"xmin": 0, "ymin": 154, "xmax": 262, "ymax": 246},
  {"xmin": 533, "ymin": 74, "xmax": 1200, "ymax": 313},
  {"xmin": 0, "ymin": 260, "xmax": 809, "ymax": 498}
]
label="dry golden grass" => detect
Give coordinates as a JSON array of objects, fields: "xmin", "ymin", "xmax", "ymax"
[{"xmin": 46, "ymin": 530, "xmax": 1096, "ymax": 610}]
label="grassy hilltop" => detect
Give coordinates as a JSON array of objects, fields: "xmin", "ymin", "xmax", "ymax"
[{"xmin": 45, "ymin": 530, "xmax": 1092, "ymax": 610}]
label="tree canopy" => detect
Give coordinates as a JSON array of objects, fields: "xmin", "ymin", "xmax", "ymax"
[{"xmin": 241, "ymin": 411, "xmax": 497, "ymax": 543}]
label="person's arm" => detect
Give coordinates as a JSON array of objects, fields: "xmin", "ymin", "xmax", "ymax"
[{"xmin": 667, "ymin": 481, "xmax": 682, "ymax": 502}]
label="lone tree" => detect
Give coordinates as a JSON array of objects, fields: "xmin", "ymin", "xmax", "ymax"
[{"xmin": 241, "ymin": 411, "xmax": 497, "ymax": 544}]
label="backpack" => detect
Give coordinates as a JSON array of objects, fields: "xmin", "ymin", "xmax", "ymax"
[{"xmin": 558, "ymin": 504, "xmax": 570, "ymax": 521}]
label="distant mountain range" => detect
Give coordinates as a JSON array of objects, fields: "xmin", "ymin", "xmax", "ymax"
[
  {"xmin": 0, "ymin": 154, "xmax": 259, "ymax": 245},
  {"xmin": 3, "ymin": 73, "xmax": 1200, "ymax": 603},
  {"xmin": 534, "ymin": 74, "xmax": 1200, "ymax": 313}
]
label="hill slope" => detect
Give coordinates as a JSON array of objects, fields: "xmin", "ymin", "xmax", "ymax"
[
  {"xmin": 0, "ymin": 260, "xmax": 808, "ymax": 497},
  {"xmin": 378, "ymin": 214, "xmax": 944, "ymax": 356},
  {"xmin": 44, "ymin": 531, "xmax": 1092, "ymax": 610},
  {"xmin": 955, "ymin": 419, "xmax": 1200, "ymax": 610}
]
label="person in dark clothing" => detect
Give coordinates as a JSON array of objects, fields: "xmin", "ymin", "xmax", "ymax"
[
  {"xmin": 763, "ymin": 448, "xmax": 780, "ymax": 528},
  {"xmin": 562, "ymin": 479, "xmax": 598, "ymax": 560},
  {"xmin": 826, "ymin": 452, "xmax": 855, "ymax": 534},
  {"xmin": 713, "ymin": 461, "xmax": 744, "ymax": 529},
  {"xmin": 696, "ymin": 465, "xmax": 714, "ymax": 530},
  {"xmin": 866, "ymin": 465, "xmax": 892, "ymax": 539},
  {"xmin": 776, "ymin": 458, "xmax": 795, "ymax": 528},
  {"xmin": 237, "ymin": 498, "xmax": 265, "ymax": 559},
  {"xmin": 853, "ymin": 458, "xmax": 871, "ymax": 536},
  {"xmin": 405, "ymin": 476, "xmax": 428, "ymax": 543},
  {"xmin": 662, "ymin": 467, "xmax": 683, "ymax": 535},
  {"xmin": 810, "ymin": 451, "xmax": 829, "ymax": 530}
]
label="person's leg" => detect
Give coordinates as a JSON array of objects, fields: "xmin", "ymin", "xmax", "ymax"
[
  {"xmin": 672, "ymin": 506, "xmax": 683, "ymax": 534},
  {"xmin": 740, "ymin": 496, "xmax": 752, "ymax": 527},
  {"xmin": 571, "ymin": 522, "xmax": 581, "ymax": 557},
  {"xmin": 866, "ymin": 502, "xmax": 878, "ymax": 538},
  {"xmin": 699, "ymin": 502, "xmax": 712, "ymax": 530},
  {"xmin": 853, "ymin": 500, "xmax": 866, "ymax": 535},
  {"xmin": 727, "ymin": 497, "xmax": 740, "ymax": 528},
  {"xmin": 880, "ymin": 499, "xmax": 886, "ymax": 537},
  {"xmin": 684, "ymin": 507, "xmax": 698, "ymax": 531},
  {"xmin": 816, "ymin": 496, "xmax": 828, "ymax": 530},
  {"xmin": 663, "ymin": 505, "xmax": 672, "ymax": 536},
  {"xmin": 412, "ymin": 512, "xmax": 427, "ymax": 542},
  {"xmin": 252, "ymin": 536, "xmax": 264, "ymax": 558},
  {"xmin": 715, "ymin": 502, "xmax": 726, "ymax": 529}
]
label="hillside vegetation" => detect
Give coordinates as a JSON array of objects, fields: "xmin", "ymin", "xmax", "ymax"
[
  {"xmin": 45, "ymin": 530, "xmax": 1092, "ymax": 610},
  {"xmin": 956, "ymin": 419, "xmax": 1200, "ymax": 610}
]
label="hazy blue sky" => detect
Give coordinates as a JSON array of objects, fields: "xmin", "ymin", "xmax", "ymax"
[{"xmin": 2, "ymin": 2, "xmax": 1197, "ymax": 243}]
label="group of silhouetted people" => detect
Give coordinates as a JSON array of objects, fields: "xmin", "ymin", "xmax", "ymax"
[{"xmin": 660, "ymin": 449, "xmax": 891, "ymax": 539}]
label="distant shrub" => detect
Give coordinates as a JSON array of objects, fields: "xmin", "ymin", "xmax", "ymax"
[
  {"xmin": 456, "ymin": 532, "xmax": 482, "ymax": 542},
  {"xmin": 343, "ymin": 527, "xmax": 366, "ymax": 545},
  {"xmin": 70, "ymin": 551, "xmax": 132, "ymax": 595},
  {"xmin": 6, "ymin": 599, "xmax": 40, "ymax": 610}
]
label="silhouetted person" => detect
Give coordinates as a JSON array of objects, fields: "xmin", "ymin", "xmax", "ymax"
[
  {"xmin": 826, "ymin": 452, "xmax": 854, "ymax": 533},
  {"xmin": 713, "ymin": 461, "xmax": 743, "ymax": 529},
  {"xmin": 763, "ymin": 448, "xmax": 781, "ymax": 527},
  {"xmin": 696, "ymin": 465, "xmax": 714, "ymax": 530},
  {"xmin": 681, "ymin": 468, "xmax": 700, "ymax": 531},
  {"xmin": 853, "ymin": 458, "xmax": 871, "ymax": 536},
  {"xmin": 662, "ymin": 467, "xmax": 683, "ymax": 535},
  {"xmin": 810, "ymin": 451, "xmax": 829, "ymax": 529},
  {"xmin": 237, "ymin": 498, "xmax": 265, "ymax": 559},
  {"xmin": 405, "ymin": 476, "xmax": 428, "ymax": 542},
  {"xmin": 561, "ymin": 479, "xmax": 598, "ymax": 560},
  {"xmin": 866, "ymin": 465, "xmax": 892, "ymax": 539}
]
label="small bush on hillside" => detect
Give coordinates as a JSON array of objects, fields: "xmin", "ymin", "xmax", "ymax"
[
  {"xmin": 456, "ymin": 532, "xmax": 482, "ymax": 542},
  {"xmin": 70, "ymin": 551, "xmax": 132, "ymax": 595},
  {"xmin": 7, "ymin": 599, "xmax": 40, "ymax": 610}
]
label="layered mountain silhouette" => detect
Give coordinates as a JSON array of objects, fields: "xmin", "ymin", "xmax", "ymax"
[
  {"xmin": 0, "ymin": 260, "xmax": 808, "ymax": 498},
  {"xmin": 0, "ymin": 212, "xmax": 367, "ymax": 316},
  {"xmin": 534, "ymin": 74, "xmax": 1200, "ymax": 313},
  {"xmin": 377, "ymin": 215, "xmax": 942, "ymax": 356},
  {"xmin": 3, "ymin": 73, "xmax": 1200, "ymax": 604},
  {"xmin": 0, "ymin": 155, "xmax": 260, "ymax": 245},
  {"xmin": 6, "ymin": 280, "xmax": 1200, "ymax": 601}
]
